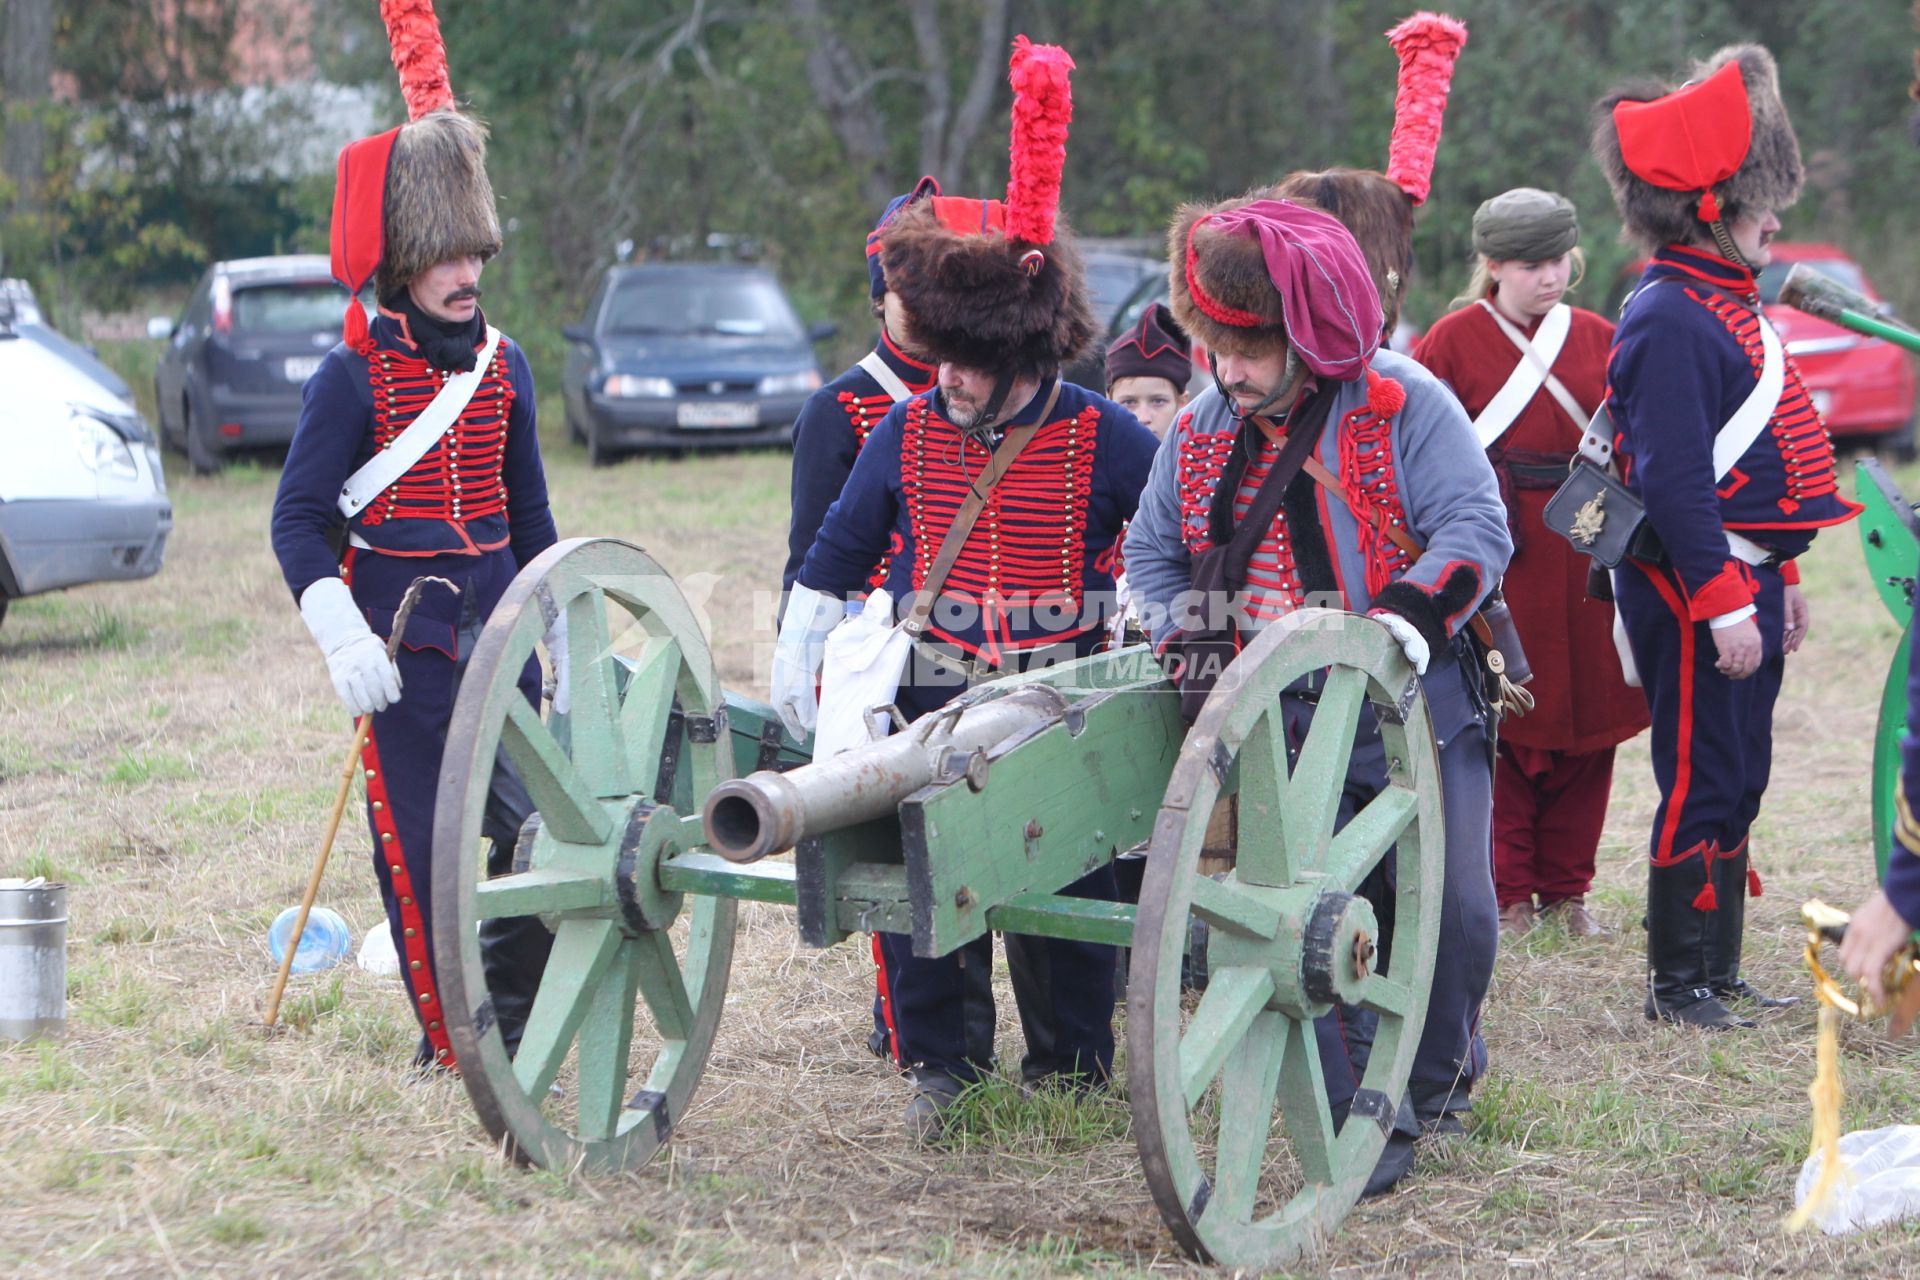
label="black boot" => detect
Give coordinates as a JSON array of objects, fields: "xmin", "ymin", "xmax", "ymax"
[
  {"xmin": 1708, "ymin": 841, "xmax": 1798, "ymax": 1009},
  {"xmin": 1644, "ymin": 853, "xmax": 1754, "ymax": 1030}
]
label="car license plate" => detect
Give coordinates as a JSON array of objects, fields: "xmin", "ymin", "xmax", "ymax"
[
  {"xmin": 284, "ymin": 356, "xmax": 322, "ymax": 383},
  {"xmin": 677, "ymin": 401, "xmax": 759, "ymax": 429},
  {"xmin": 1809, "ymin": 389, "xmax": 1832, "ymax": 418}
]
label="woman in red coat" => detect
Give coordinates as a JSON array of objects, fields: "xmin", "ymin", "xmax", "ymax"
[{"xmin": 1413, "ymin": 188, "xmax": 1649, "ymax": 936}]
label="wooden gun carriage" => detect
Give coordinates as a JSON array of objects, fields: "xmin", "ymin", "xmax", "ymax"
[{"xmin": 429, "ymin": 537, "xmax": 1450, "ymax": 1269}]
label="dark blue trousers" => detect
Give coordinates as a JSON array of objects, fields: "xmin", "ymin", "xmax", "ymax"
[
  {"xmin": 346, "ymin": 547, "xmax": 552, "ymax": 1066},
  {"xmin": 1302, "ymin": 654, "xmax": 1498, "ymax": 1131}
]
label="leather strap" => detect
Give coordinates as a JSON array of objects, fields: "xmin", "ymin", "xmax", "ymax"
[
  {"xmin": 1473, "ymin": 300, "xmax": 1587, "ymax": 441},
  {"xmin": 901, "ymin": 379, "xmax": 1062, "ymax": 639},
  {"xmin": 856, "ymin": 348, "xmax": 914, "ymax": 403}
]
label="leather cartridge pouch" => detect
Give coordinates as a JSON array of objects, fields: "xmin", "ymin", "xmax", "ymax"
[
  {"xmin": 1543, "ymin": 458, "xmax": 1665, "ymax": 569},
  {"xmin": 1163, "ymin": 388, "xmax": 1333, "ymax": 724}
]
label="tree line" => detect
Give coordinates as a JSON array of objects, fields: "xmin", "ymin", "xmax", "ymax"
[{"xmin": 4, "ymin": 0, "xmax": 1919, "ymax": 385}]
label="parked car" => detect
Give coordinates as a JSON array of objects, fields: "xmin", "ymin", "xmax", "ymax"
[
  {"xmin": 152, "ymin": 254, "xmax": 350, "ymax": 474},
  {"xmin": 1062, "ymin": 248, "xmax": 1163, "ymax": 389},
  {"xmin": 1612, "ymin": 243, "xmax": 1917, "ymax": 456},
  {"xmin": 559, "ymin": 263, "xmax": 833, "ymax": 464},
  {"xmin": 0, "ymin": 296, "xmax": 170, "ymax": 631}
]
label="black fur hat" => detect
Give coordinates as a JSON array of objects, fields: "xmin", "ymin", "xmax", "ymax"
[{"xmin": 1593, "ymin": 44, "xmax": 1802, "ymax": 251}]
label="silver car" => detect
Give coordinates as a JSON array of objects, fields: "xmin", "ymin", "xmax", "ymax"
[{"xmin": 0, "ymin": 299, "xmax": 170, "ymax": 630}]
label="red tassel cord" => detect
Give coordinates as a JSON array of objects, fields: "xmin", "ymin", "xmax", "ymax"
[
  {"xmin": 1004, "ymin": 36, "xmax": 1075, "ymax": 245},
  {"xmin": 380, "ymin": 0, "xmax": 456, "ymax": 120},
  {"xmin": 1383, "ymin": 12, "xmax": 1469, "ymax": 205}
]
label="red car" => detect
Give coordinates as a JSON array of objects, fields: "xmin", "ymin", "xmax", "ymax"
[{"xmin": 1616, "ymin": 243, "xmax": 1917, "ymax": 456}]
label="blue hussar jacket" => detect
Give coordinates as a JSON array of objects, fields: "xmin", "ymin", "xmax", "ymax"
[
  {"xmin": 1608, "ymin": 245, "xmax": 1860, "ymax": 620},
  {"xmin": 270, "ymin": 310, "xmax": 557, "ymax": 600},
  {"xmin": 797, "ymin": 379, "xmax": 1159, "ymax": 664},
  {"xmin": 783, "ymin": 331, "xmax": 936, "ymax": 596}
]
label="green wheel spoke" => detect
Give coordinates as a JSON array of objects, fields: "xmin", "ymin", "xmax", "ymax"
[
  {"xmin": 1231, "ymin": 711, "xmax": 1294, "ymax": 887},
  {"xmin": 1275, "ymin": 1018, "xmax": 1339, "ymax": 1185},
  {"xmin": 511, "ymin": 919, "xmax": 623, "ymax": 1100},
  {"xmin": 475, "ymin": 869, "xmax": 612, "ymax": 920},
  {"xmin": 1188, "ymin": 874, "xmax": 1280, "ymax": 941},
  {"xmin": 1357, "ymin": 977, "xmax": 1413, "ymax": 1019},
  {"xmin": 565, "ymin": 587, "xmax": 630, "ymax": 797},
  {"xmin": 1282, "ymin": 666, "xmax": 1366, "ymax": 875},
  {"xmin": 617, "ymin": 636, "xmax": 683, "ymax": 793},
  {"xmin": 575, "ymin": 938, "xmax": 645, "ymax": 1141},
  {"xmin": 1209, "ymin": 1010, "xmax": 1287, "ymax": 1223},
  {"xmin": 1322, "ymin": 786, "xmax": 1417, "ymax": 896},
  {"xmin": 633, "ymin": 928, "xmax": 696, "ymax": 1041},
  {"xmin": 500, "ymin": 699, "xmax": 613, "ymax": 845},
  {"xmin": 1178, "ymin": 966, "xmax": 1276, "ymax": 1110}
]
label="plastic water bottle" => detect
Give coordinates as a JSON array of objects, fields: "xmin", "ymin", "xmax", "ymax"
[
  {"xmin": 268, "ymin": 906, "xmax": 352, "ymax": 973},
  {"xmin": 356, "ymin": 924, "xmax": 400, "ymax": 976}
]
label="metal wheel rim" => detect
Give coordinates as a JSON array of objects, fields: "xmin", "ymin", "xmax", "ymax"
[
  {"xmin": 1128, "ymin": 608, "xmax": 1445, "ymax": 1269},
  {"xmin": 433, "ymin": 537, "xmax": 736, "ymax": 1172}
]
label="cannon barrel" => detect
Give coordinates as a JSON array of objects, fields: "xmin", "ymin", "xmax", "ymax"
[
  {"xmin": 703, "ymin": 685, "xmax": 1069, "ymax": 863},
  {"xmin": 1779, "ymin": 263, "xmax": 1920, "ymax": 356}
]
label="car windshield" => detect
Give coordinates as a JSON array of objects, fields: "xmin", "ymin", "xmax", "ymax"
[
  {"xmin": 1758, "ymin": 258, "xmax": 1867, "ymax": 306},
  {"xmin": 231, "ymin": 283, "xmax": 343, "ymax": 334},
  {"xmin": 603, "ymin": 275, "xmax": 802, "ymax": 339}
]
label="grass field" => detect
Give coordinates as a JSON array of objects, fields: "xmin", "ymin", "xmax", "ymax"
[{"xmin": 4, "ymin": 404, "xmax": 1920, "ymax": 1277}]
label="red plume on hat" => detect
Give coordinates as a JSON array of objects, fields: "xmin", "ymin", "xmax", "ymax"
[
  {"xmin": 875, "ymin": 37, "xmax": 1094, "ymax": 376},
  {"xmin": 1383, "ymin": 11, "xmax": 1469, "ymax": 205},
  {"xmin": 330, "ymin": 0, "xmax": 500, "ymax": 346}
]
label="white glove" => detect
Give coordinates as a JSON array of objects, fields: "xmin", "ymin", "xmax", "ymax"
[
  {"xmin": 544, "ymin": 611, "xmax": 571, "ymax": 716},
  {"xmin": 299, "ymin": 576, "xmax": 401, "ymax": 717},
  {"xmin": 771, "ymin": 584, "xmax": 843, "ymax": 739},
  {"xmin": 1371, "ymin": 610, "xmax": 1430, "ymax": 676}
]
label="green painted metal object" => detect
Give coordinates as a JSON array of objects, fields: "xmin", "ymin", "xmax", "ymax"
[
  {"xmin": 1857, "ymin": 459, "xmax": 1920, "ymax": 885},
  {"xmin": 432, "ymin": 541, "xmax": 1445, "ymax": 1270}
]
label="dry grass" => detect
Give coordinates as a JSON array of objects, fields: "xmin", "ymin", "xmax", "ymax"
[{"xmin": 3, "ymin": 429, "xmax": 1920, "ymax": 1278}]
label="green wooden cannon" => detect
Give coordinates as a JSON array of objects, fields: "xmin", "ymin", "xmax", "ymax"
[
  {"xmin": 1857, "ymin": 457, "xmax": 1920, "ymax": 894},
  {"xmin": 429, "ymin": 537, "xmax": 1448, "ymax": 1270}
]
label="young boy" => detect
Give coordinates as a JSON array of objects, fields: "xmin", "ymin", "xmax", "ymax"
[{"xmin": 1104, "ymin": 302, "xmax": 1191, "ymax": 437}]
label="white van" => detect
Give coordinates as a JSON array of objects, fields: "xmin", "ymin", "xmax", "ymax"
[{"xmin": 0, "ymin": 300, "xmax": 171, "ymax": 630}]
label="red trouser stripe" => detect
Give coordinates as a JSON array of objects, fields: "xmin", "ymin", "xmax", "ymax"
[
  {"xmin": 1635, "ymin": 562, "xmax": 1698, "ymax": 864},
  {"xmin": 871, "ymin": 932, "xmax": 901, "ymax": 1067},
  {"xmin": 361, "ymin": 729, "xmax": 456, "ymax": 1069}
]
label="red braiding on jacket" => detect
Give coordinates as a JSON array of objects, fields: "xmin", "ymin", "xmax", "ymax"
[
  {"xmin": 1685, "ymin": 286, "xmax": 1843, "ymax": 517},
  {"xmin": 900, "ymin": 399, "xmax": 1098, "ymax": 647},
  {"xmin": 360, "ymin": 342, "xmax": 515, "ymax": 527}
]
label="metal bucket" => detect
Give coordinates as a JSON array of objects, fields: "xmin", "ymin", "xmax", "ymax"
[{"xmin": 0, "ymin": 880, "xmax": 67, "ymax": 1041}]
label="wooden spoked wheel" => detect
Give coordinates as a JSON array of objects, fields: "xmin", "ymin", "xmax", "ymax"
[
  {"xmin": 1129, "ymin": 608, "xmax": 1446, "ymax": 1270},
  {"xmin": 432, "ymin": 537, "xmax": 735, "ymax": 1172}
]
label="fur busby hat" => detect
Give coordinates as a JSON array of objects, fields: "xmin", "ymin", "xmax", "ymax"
[
  {"xmin": 1593, "ymin": 44, "xmax": 1803, "ymax": 253},
  {"xmin": 1169, "ymin": 197, "xmax": 1383, "ymax": 380},
  {"xmin": 329, "ymin": 0, "xmax": 501, "ymax": 343},
  {"xmin": 875, "ymin": 38, "xmax": 1094, "ymax": 378},
  {"xmin": 1260, "ymin": 14, "xmax": 1467, "ymax": 339}
]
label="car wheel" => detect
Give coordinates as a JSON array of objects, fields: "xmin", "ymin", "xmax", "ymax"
[
  {"xmin": 585, "ymin": 419, "xmax": 615, "ymax": 468},
  {"xmin": 0, "ymin": 596, "xmax": 8, "ymax": 632},
  {"xmin": 154, "ymin": 382, "xmax": 180, "ymax": 452},
  {"xmin": 185, "ymin": 397, "xmax": 225, "ymax": 476},
  {"xmin": 1887, "ymin": 416, "xmax": 1918, "ymax": 464},
  {"xmin": 566, "ymin": 401, "xmax": 585, "ymax": 445}
]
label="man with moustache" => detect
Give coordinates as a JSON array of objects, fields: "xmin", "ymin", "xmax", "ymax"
[
  {"xmin": 270, "ymin": 2, "xmax": 556, "ymax": 1073},
  {"xmin": 771, "ymin": 38, "xmax": 1161, "ymax": 1140},
  {"xmin": 1124, "ymin": 196, "xmax": 1510, "ymax": 1195}
]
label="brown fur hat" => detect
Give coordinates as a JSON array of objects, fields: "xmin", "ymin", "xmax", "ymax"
[
  {"xmin": 378, "ymin": 109, "xmax": 502, "ymax": 300},
  {"xmin": 876, "ymin": 198, "xmax": 1095, "ymax": 377},
  {"xmin": 1593, "ymin": 44, "xmax": 1802, "ymax": 251},
  {"xmin": 1167, "ymin": 193, "xmax": 1289, "ymax": 357},
  {"xmin": 1265, "ymin": 169, "xmax": 1413, "ymax": 337}
]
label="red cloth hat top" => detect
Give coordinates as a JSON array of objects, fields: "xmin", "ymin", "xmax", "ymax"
[
  {"xmin": 1613, "ymin": 60, "xmax": 1752, "ymax": 222},
  {"xmin": 1184, "ymin": 199, "xmax": 1383, "ymax": 380}
]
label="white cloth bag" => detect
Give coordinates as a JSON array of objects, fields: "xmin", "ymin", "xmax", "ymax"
[{"xmin": 813, "ymin": 589, "xmax": 912, "ymax": 760}]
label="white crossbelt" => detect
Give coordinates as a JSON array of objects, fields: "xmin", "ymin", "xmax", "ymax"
[
  {"xmin": 1472, "ymin": 301, "xmax": 1586, "ymax": 447},
  {"xmin": 337, "ymin": 326, "xmax": 502, "ymax": 521},
  {"xmin": 856, "ymin": 349, "xmax": 914, "ymax": 403}
]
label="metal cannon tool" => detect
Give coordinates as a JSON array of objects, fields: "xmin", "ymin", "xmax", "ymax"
[{"xmin": 428, "ymin": 537, "xmax": 1448, "ymax": 1270}]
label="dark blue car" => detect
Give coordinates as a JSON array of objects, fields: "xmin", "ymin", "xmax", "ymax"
[{"xmin": 560, "ymin": 263, "xmax": 833, "ymax": 465}]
